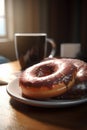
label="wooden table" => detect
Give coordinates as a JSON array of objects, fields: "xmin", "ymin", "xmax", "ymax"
[{"xmin": 0, "ymin": 61, "xmax": 87, "ymax": 130}]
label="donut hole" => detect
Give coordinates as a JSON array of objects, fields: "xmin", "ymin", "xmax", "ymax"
[{"xmin": 35, "ymin": 65, "xmax": 55, "ymax": 77}]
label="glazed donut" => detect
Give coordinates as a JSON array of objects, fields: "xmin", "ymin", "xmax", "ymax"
[
  {"xmin": 19, "ymin": 59, "xmax": 77, "ymax": 99},
  {"xmin": 61, "ymin": 58, "xmax": 87, "ymax": 83}
]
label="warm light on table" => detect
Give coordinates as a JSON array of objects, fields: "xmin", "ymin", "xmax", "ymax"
[{"xmin": 0, "ymin": 61, "xmax": 21, "ymax": 83}]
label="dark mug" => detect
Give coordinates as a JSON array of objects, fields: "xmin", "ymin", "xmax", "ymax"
[{"xmin": 14, "ymin": 33, "xmax": 56, "ymax": 70}]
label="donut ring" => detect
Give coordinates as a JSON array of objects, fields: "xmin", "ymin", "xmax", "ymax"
[
  {"xmin": 61, "ymin": 58, "xmax": 87, "ymax": 83},
  {"xmin": 19, "ymin": 59, "xmax": 77, "ymax": 99}
]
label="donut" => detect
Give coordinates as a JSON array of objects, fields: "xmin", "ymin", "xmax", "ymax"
[
  {"xmin": 61, "ymin": 58, "xmax": 87, "ymax": 83},
  {"xmin": 19, "ymin": 59, "xmax": 77, "ymax": 99}
]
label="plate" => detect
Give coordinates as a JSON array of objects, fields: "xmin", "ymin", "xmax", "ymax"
[{"xmin": 6, "ymin": 78, "xmax": 87, "ymax": 108}]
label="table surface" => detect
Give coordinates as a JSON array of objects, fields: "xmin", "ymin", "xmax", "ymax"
[{"xmin": 0, "ymin": 61, "xmax": 87, "ymax": 130}]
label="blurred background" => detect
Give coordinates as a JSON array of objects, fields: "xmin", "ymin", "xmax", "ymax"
[{"xmin": 0, "ymin": 0, "xmax": 87, "ymax": 62}]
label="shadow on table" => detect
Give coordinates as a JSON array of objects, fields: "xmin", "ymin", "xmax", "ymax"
[{"xmin": 10, "ymin": 98, "xmax": 87, "ymax": 130}]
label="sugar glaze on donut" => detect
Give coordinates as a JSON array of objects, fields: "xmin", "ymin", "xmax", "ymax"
[
  {"xmin": 19, "ymin": 59, "xmax": 77, "ymax": 99},
  {"xmin": 61, "ymin": 58, "xmax": 87, "ymax": 83}
]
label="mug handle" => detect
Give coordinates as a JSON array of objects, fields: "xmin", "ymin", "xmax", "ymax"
[{"xmin": 46, "ymin": 38, "xmax": 56, "ymax": 58}]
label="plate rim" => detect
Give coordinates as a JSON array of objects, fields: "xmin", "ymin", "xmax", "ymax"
[{"xmin": 6, "ymin": 78, "xmax": 87, "ymax": 108}]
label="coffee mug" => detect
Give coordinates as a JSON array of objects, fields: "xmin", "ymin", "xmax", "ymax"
[{"xmin": 15, "ymin": 33, "xmax": 56, "ymax": 70}]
